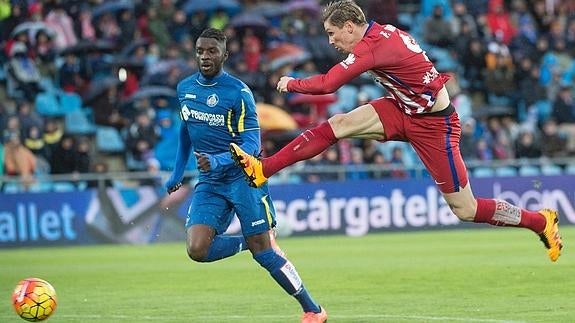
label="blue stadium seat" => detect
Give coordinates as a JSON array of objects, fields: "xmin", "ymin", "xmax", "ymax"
[
  {"xmin": 540, "ymin": 164, "xmax": 563, "ymax": 176},
  {"xmin": 472, "ymin": 167, "xmax": 495, "ymax": 178},
  {"xmin": 518, "ymin": 165, "xmax": 541, "ymax": 177},
  {"xmin": 65, "ymin": 109, "xmax": 97, "ymax": 135},
  {"xmin": 494, "ymin": 166, "xmax": 518, "ymax": 177},
  {"xmin": 58, "ymin": 91, "xmax": 82, "ymax": 113},
  {"xmin": 96, "ymin": 126, "xmax": 125, "ymax": 153},
  {"xmin": 52, "ymin": 181, "xmax": 76, "ymax": 192},
  {"xmin": 35, "ymin": 91, "xmax": 63, "ymax": 117},
  {"xmin": 565, "ymin": 164, "xmax": 575, "ymax": 175},
  {"xmin": 328, "ymin": 85, "xmax": 358, "ymax": 114}
]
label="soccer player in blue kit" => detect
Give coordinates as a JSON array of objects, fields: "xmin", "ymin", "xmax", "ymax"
[{"xmin": 165, "ymin": 28, "xmax": 327, "ymax": 323}]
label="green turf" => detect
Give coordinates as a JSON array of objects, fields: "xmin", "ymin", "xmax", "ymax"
[{"xmin": 1, "ymin": 227, "xmax": 574, "ymax": 323}]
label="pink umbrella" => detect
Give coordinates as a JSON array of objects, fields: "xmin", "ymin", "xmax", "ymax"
[{"xmin": 265, "ymin": 43, "xmax": 311, "ymax": 71}]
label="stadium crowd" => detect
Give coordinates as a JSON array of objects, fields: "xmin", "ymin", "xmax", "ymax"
[{"xmin": 1, "ymin": 0, "xmax": 575, "ymax": 191}]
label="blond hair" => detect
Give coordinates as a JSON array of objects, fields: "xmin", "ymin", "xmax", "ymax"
[{"xmin": 322, "ymin": 0, "xmax": 367, "ymax": 28}]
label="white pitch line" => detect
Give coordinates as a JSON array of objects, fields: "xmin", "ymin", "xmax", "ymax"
[{"xmin": 1, "ymin": 313, "xmax": 527, "ymax": 322}]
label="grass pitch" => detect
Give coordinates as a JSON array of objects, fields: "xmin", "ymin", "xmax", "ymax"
[{"xmin": 1, "ymin": 227, "xmax": 574, "ymax": 323}]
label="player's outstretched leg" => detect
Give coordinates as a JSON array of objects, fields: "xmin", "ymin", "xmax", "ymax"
[
  {"xmin": 538, "ymin": 209, "xmax": 563, "ymax": 262},
  {"xmin": 301, "ymin": 307, "xmax": 328, "ymax": 323},
  {"xmin": 229, "ymin": 143, "xmax": 268, "ymax": 187}
]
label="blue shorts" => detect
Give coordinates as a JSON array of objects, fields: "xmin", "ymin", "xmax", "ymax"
[{"xmin": 185, "ymin": 177, "xmax": 276, "ymax": 237}]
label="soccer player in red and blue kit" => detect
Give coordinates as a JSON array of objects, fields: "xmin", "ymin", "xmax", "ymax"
[
  {"xmin": 166, "ymin": 28, "xmax": 327, "ymax": 323},
  {"xmin": 230, "ymin": 0, "xmax": 562, "ymax": 262}
]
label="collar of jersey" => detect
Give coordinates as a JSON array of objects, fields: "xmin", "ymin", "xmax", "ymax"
[
  {"xmin": 197, "ymin": 70, "xmax": 227, "ymax": 86},
  {"xmin": 364, "ymin": 20, "xmax": 375, "ymax": 37}
]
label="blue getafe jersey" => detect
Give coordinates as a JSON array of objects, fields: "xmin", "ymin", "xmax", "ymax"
[{"xmin": 176, "ymin": 70, "xmax": 260, "ymax": 182}]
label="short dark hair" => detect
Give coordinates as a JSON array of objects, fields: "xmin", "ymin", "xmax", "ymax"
[{"xmin": 198, "ymin": 28, "xmax": 227, "ymax": 45}]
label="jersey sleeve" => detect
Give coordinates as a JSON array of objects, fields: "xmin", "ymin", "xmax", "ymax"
[{"xmin": 288, "ymin": 42, "xmax": 375, "ymax": 94}]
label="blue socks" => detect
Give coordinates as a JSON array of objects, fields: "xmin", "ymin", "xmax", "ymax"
[
  {"xmin": 204, "ymin": 235, "xmax": 248, "ymax": 262},
  {"xmin": 254, "ymin": 249, "xmax": 321, "ymax": 313}
]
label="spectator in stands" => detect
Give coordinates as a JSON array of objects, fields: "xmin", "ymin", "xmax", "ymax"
[
  {"xmin": 91, "ymin": 83, "xmax": 127, "ymax": 130},
  {"xmin": 43, "ymin": 118, "xmax": 63, "ymax": 161},
  {"xmin": 389, "ymin": 146, "xmax": 408, "ymax": 178},
  {"xmin": 17, "ymin": 100, "xmax": 43, "ymax": 134},
  {"xmin": 539, "ymin": 39, "xmax": 573, "ymax": 99},
  {"xmin": 515, "ymin": 57, "xmax": 547, "ymax": 113},
  {"xmin": 34, "ymin": 29, "xmax": 58, "ymax": 79},
  {"xmin": 118, "ymin": 9, "xmax": 137, "ymax": 46},
  {"xmin": 346, "ymin": 147, "xmax": 369, "ymax": 180},
  {"xmin": 242, "ymin": 28, "xmax": 262, "ymax": 73},
  {"xmin": 76, "ymin": 6, "xmax": 96, "ymax": 41},
  {"xmin": 459, "ymin": 118, "xmax": 478, "ymax": 160},
  {"xmin": 168, "ymin": 9, "xmax": 190, "ymax": 44},
  {"xmin": 4, "ymin": 132, "xmax": 36, "ymax": 190},
  {"xmin": 515, "ymin": 130, "xmax": 542, "ymax": 159},
  {"xmin": 126, "ymin": 111, "xmax": 160, "ymax": 171},
  {"xmin": 551, "ymin": 84, "xmax": 575, "ymax": 154},
  {"xmin": 50, "ymin": 135, "xmax": 82, "ymax": 174},
  {"xmin": 305, "ymin": 147, "xmax": 340, "ymax": 183},
  {"xmin": 423, "ymin": 5, "xmax": 454, "ymax": 48},
  {"xmin": 475, "ymin": 138, "xmax": 494, "ymax": 160},
  {"xmin": 44, "ymin": 3, "xmax": 77, "ymax": 50},
  {"xmin": 4, "ymin": 114, "xmax": 23, "ymax": 139},
  {"xmin": 540, "ymin": 118, "xmax": 568, "ymax": 158},
  {"xmin": 58, "ymin": 53, "xmax": 86, "ymax": 93},
  {"xmin": 368, "ymin": 151, "xmax": 390, "ymax": 179},
  {"xmin": 485, "ymin": 0, "xmax": 516, "ymax": 45},
  {"xmin": 75, "ymin": 137, "xmax": 91, "ymax": 174},
  {"xmin": 86, "ymin": 160, "xmax": 113, "ymax": 189},
  {"xmin": 6, "ymin": 41, "xmax": 42, "ymax": 101},
  {"xmin": 95, "ymin": 13, "xmax": 121, "ymax": 42},
  {"xmin": 460, "ymin": 37, "xmax": 487, "ymax": 100},
  {"xmin": 147, "ymin": 7, "xmax": 171, "ymax": 51},
  {"xmin": 509, "ymin": 14, "xmax": 539, "ymax": 61},
  {"xmin": 484, "ymin": 44, "xmax": 515, "ymax": 106},
  {"xmin": 451, "ymin": 2, "xmax": 478, "ymax": 38},
  {"xmin": 23, "ymin": 125, "xmax": 49, "ymax": 162}
]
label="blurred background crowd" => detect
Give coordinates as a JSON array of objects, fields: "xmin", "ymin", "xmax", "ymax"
[{"xmin": 1, "ymin": 0, "xmax": 575, "ymax": 191}]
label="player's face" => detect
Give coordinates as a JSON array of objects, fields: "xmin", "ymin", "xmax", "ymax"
[
  {"xmin": 195, "ymin": 37, "xmax": 227, "ymax": 77},
  {"xmin": 324, "ymin": 20, "xmax": 355, "ymax": 53}
]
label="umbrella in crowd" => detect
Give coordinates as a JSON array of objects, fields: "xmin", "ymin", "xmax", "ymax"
[
  {"xmin": 256, "ymin": 103, "xmax": 298, "ymax": 131},
  {"xmin": 122, "ymin": 85, "xmax": 177, "ymax": 106},
  {"xmin": 119, "ymin": 39, "xmax": 150, "ymax": 58},
  {"xmin": 82, "ymin": 77, "xmax": 122, "ymax": 105},
  {"xmin": 284, "ymin": 0, "xmax": 321, "ymax": 14},
  {"xmin": 10, "ymin": 21, "xmax": 55, "ymax": 40},
  {"xmin": 244, "ymin": 2, "xmax": 288, "ymax": 17},
  {"xmin": 265, "ymin": 43, "xmax": 312, "ymax": 71},
  {"xmin": 59, "ymin": 40, "xmax": 116, "ymax": 56},
  {"xmin": 229, "ymin": 12, "xmax": 270, "ymax": 29},
  {"xmin": 183, "ymin": 0, "xmax": 241, "ymax": 15},
  {"xmin": 91, "ymin": 0, "xmax": 134, "ymax": 20}
]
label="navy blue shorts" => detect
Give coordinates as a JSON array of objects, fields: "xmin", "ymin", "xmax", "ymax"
[{"xmin": 185, "ymin": 177, "xmax": 276, "ymax": 237}]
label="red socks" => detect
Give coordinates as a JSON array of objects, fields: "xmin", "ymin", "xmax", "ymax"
[
  {"xmin": 263, "ymin": 122, "xmax": 337, "ymax": 177},
  {"xmin": 473, "ymin": 198, "xmax": 546, "ymax": 233}
]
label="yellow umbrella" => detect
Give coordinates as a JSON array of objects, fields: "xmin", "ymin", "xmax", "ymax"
[{"xmin": 256, "ymin": 103, "xmax": 298, "ymax": 131}]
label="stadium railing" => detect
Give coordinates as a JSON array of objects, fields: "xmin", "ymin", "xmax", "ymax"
[{"xmin": 1, "ymin": 157, "xmax": 574, "ymax": 193}]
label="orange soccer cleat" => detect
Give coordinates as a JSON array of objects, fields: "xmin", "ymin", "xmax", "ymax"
[
  {"xmin": 229, "ymin": 143, "xmax": 268, "ymax": 188},
  {"xmin": 537, "ymin": 209, "xmax": 563, "ymax": 262},
  {"xmin": 301, "ymin": 307, "xmax": 328, "ymax": 323}
]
